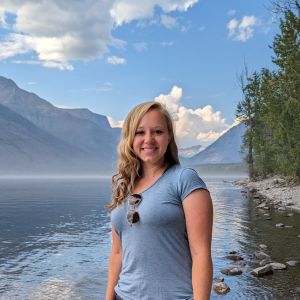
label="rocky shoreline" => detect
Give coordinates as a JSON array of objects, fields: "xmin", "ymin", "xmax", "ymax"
[
  {"xmin": 235, "ymin": 176, "xmax": 300, "ymax": 212},
  {"xmin": 212, "ymin": 175, "xmax": 300, "ymax": 296}
]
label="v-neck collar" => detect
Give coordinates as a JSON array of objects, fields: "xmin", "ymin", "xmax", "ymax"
[{"xmin": 134, "ymin": 164, "xmax": 173, "ymax": 195}]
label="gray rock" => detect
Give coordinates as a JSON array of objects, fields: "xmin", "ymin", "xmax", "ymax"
[
  {"xmin": 249, "ymin": 187, "xmax": 257, "ymax": 193},
  {"xmin": 260, "ymin": 259, "xmax": 273, "ymax": 266},
  {"xmin": 286, "ymin": 260, "xmax": 298, "ymax": 267},
  {"xmin": 225, "ymin": 254, "xmax": 243, "ymax": 261},
  {"xmin": 257, "ymin": 203, "xmax": 266, "ymax": 209},
  {"xmin": 278, "ymin": 207, "xmax": 286, "ymax": 212},
  {"xmin": 254, "ymin": 251, "xmax": 271, "ymax": 260},
  {"xmin": 251, "ymin": 265, "xmax": 273, "ymax": 277},
  {"xmin": 213, "ymin": 282, "xmax": 230, "ymax": 295},
  {"xmin": 221, "ymin": 267, "xmax": 243, "ymax": 276},
  {"xmin": 269, "ymin": 262, "xmax": 286, "ymax": 270},
  {"xmin": 286, "ymin": 213, "xmax": 294, "ymax": 217},
  {"xmin": 276, "ymin": 223, "xmax": 285, "ymax": 228},
  {"xmin": 259, "ymin": 244, "xmax": 268, "ymax": 250}
]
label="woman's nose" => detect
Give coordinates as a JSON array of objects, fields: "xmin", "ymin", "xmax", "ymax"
[{"xmin": 144, "ymin": 131, "xmax": 154, "ymax": 142}]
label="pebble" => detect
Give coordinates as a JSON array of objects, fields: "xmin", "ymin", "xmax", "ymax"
[
  {"xmin": 259, "ymin": 244, "xmax": 268, "ymax": 250},
  {"xmin": 276, "ymin": 223, "xmax": 285, "ymax": 228},
  {"xmin": 286, "ymin": 213, "xmax": 294, "ymax": 217},
  {"xmin": 278, "ymin": 207, "xmax": 286, "ymax": 212},
  {"xmin": 255, "ymin": 251, "xmax": 271, "ymax": 260},
  {"xmin": 286, "ymin": 260, "xmax": 298, "ymax": 267},
  {"xmin": 225, "ymin": 254, "xmax": 243, "ymax": 261}
]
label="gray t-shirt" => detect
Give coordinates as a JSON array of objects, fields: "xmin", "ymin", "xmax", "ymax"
[{"xmin": 110, "ymin": 164, "xmax": 209, "ymax": 300}]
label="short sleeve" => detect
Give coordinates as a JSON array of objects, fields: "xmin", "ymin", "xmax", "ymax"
[{"xmin": 178, "ymin": 168, "xmax": 209, "ymax": 202}]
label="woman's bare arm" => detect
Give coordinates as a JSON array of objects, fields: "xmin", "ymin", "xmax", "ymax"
[
  {"xmin": 183, "ymin": 189, "xmax": 213, "ymax": 300},
  {"xmin": 105, "ymin": 225, "xmax": 122, "ymax": 300}
]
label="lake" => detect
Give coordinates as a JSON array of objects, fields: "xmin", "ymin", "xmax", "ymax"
[{"xmin": 0, "ymin": 175, "xmax": 299, "ymax": 299}]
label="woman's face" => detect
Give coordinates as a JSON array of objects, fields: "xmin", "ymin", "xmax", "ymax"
[{"xmin": 132, "ymin": 109, "xmax": 171, "ymax": 168}]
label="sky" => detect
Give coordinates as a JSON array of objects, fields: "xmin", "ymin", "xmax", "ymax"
[{"xmin": 0, "ymin": 0, "xmax": 280, "ymax": 148}]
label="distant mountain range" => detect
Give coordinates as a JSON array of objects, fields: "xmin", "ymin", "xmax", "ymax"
[
  {"xmin": 0, "ymin": 76, "xmax": 120, "ymax": 174},
  {"xmin": 183, "ymin": 122, "xmax": 246, "ymax": 165},
  {"xmin": 0, "ymin": 75, "xmax": 246, "ymax": 174}
]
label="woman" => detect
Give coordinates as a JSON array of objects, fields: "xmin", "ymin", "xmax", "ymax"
[{"xmin": 105, "ymin": 102, "xmax": 213, "ymax": 300}]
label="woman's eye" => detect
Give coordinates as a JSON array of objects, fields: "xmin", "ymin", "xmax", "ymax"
[
  {"xmin": 135, "ymin": 131, "xmax": 144, "ymax": 135},
  {"xmin": 155, "ymin": 130, "xmax": 163, "ymax": 134}
]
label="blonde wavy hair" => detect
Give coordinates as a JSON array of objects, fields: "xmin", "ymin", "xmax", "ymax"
[{"xmin": 106, "ymin": 101, "xmax": 179, "ymax": 210}]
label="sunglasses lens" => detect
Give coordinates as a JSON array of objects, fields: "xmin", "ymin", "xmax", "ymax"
[{"xmin": 127, "ymin": 211, "xmax": 140, "ymax": 224}]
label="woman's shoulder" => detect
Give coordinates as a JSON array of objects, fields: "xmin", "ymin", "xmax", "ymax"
[{"xmin": 168, "ymin": 164, "xmax": 199, "ymax": 176}]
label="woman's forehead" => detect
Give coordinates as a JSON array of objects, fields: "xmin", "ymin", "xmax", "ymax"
[{"xmin": 138, "ymin": 109, "xmax": 167, "ymax": 125}]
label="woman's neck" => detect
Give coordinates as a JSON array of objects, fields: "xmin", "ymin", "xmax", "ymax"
[{"xmin": 141, "ymin": 161, "xmax": 168, "ymax": 179}]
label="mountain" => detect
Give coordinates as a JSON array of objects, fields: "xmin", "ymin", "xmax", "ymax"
[
  {"xmin": 182, "ymin": 122, "xmax": 246, "ymax": 165},
  {"xmin": 0, "ymin": 76, "xmax": 120, "ymax": 174},
  {"xmin": 0, "ymin": 103, "xmax": 87, "ymax": 173},
  {"xmin": 178, "ymin": 145, "xmax": 203, "ymax": 158}
]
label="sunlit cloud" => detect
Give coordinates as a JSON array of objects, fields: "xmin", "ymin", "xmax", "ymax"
[{"xmin": 0, "ymin": 0, "xmax": 197, "ymax": 70}]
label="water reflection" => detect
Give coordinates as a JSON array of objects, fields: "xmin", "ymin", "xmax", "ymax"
[{"xmin": 0, "ymin": 177, "xmax": 299, "ymax": 299}]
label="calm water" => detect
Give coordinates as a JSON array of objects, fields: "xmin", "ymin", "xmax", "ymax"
[{"xmin": 0, "ymin": 175, "xmax": 299, "ymax": 300}]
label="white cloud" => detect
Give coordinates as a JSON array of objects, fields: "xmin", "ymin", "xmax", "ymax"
[
  {"xmin": 106, "ymin": 56, "xmax": 126, "ymax": 65},
  {"xmin": 227, "ymin": 16, "xmax": 259, "ymax": 42},
  {"xmin": 134, "ymin": 42, "xmax": 148, "ymax": 52},
  {"xmin": 107, "ymin": 116, "xmax": 124, "ymax": 128},
  {"xmin": 111, "ymin": 0, "xmax": 198, "ymax": 26},
  {"xmin": 108, "ymin": 86, "xmax": 231, "ymax": 147},
  {"xmin": 0, "ymin": 34, "xmax": 31, "ymax": 59},
  {"xmin": 0, "ymin": 0, "xmax": 197, "ymax": 69},
  {"xmin": 160, "ymin": 14, "xmax": 178, "ymax": 29}
]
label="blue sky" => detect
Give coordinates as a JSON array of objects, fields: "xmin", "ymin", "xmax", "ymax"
[{"xmin": 0, "ymin": 0, "xmax": 279, "ymax": 148}]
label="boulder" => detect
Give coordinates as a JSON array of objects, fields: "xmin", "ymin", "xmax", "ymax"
[
  {"xmin": 269, "ymin": 262, "xmax": 286, "ymax": 270},
  {"xmin": 213, "ymin": 282, "xmax": 230, "ymax": 295},
  {"xmin": 251, "ymin": 265, "xmax": 273, "ymax": 277},
  {"xmin": 260, "ymin": 259, "xmax": 273, "ymax": 266}
]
